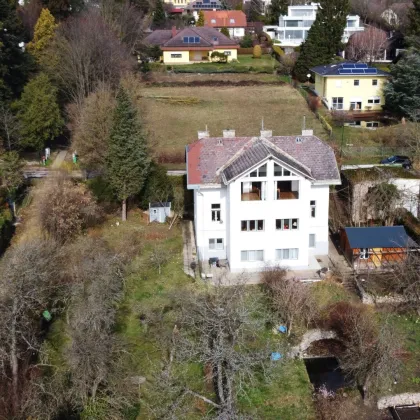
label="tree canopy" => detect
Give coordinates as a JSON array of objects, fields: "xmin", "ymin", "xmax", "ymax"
[
  {"xmin": 293, "ymin": 0, "xmax": 349, "ymax": 81},
  {"xmin": 152, "ymin": 0, "xmax": 166, "ymax": 29},
  {"xmin": 267, "ymin": 0, "xmax": 288, "ymax": 25},
  {"xmin": 196, "ymin": 10, "xmax": 205, "ymax": 26}
]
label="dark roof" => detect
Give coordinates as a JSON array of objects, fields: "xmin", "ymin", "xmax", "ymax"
[
  {"xmin": 187, "ymin": 134, "xmax": 340, "ymax": 185},
  {"xmin": 222, "ymin": 140, "xmax": 312, "ymax": 182},
  {"xmin": 311, "ymin": 62, "xmax": 389, "ymax": 77},
  {"xmin": 203, "ymin": 10, "xmax": 247, "ymax": 28},
  {"xmin": 143, "ymin": 30, "xmax": 174, "ymax": 46},
  {"xmin": 344, "ymin": 226, "xmax": 418, "ymax": 249},
  {"xmin": 162, "ymin": 27, "xmax": 238, "ymax": 49},
  {"xmin": 150, "ymin": 202, "xmax": 171, "ymax": 208}
]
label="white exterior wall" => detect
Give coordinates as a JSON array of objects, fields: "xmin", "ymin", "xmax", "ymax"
[
  {"xmin": 227, "ymin": 27, "xmax": 245, "ymax": 38},
  {"xmin": 393, "ymin": 179, "xmax": 420, "ymax": 218},
  {"xmin": 193, "ymin": 159, "xmax": 331, "ymax": 272}
]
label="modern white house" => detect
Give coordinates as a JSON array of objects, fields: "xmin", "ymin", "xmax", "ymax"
[
  {"xmin": 263, "ymin": 3, "xmax": 364, "ymax": 52},
  {"xmin": 186, "ymin": 129, "xmax": 341, "ymax": 273}
]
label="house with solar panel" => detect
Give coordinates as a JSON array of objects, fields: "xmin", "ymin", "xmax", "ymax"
[
  {"xmin": 186, "ymin": 128, "xmax": 341, "ymax": 273},
  {"xmin": 311, "ymin": 62, "xmax": 390, "ymax": 112}
]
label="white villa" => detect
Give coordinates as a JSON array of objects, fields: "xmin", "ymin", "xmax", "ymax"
[
  {"xmin": 263, "ymin": 3, "xmax": 364, "ymax": 52},
  {"xmin": 186, "ymin": 129, "xmax": 341, "ymax": 273}
]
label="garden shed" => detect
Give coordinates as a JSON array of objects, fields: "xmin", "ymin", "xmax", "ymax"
[
  {"xmin": 340, "ymin": 226, "xmax": 419, "ymax": 271},
  {"xmin": 149, "ymin": 202, "xmax": 171, "ymax": 223}
]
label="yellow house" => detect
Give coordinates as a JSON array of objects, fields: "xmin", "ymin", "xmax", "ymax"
[
  {"xmin": 311, "ymin": 63, "xmax": 390, "ymax": 112},
  {"xmin": 144, "ymin": 27, "xmax": 238, "ymax": 64}
]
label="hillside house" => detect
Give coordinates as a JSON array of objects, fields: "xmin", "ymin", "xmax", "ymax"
[
  {"xmin": 186, "ymin": 129, "xmax": 340, "ymax": 272},
  {"xmin": 203, "ymin": 11, "xmax": 247, "ymax": 38},
  {"xmin": 143, "ymin": 27, "xmax": 239, "ymax": 64},
  {"xmin": 311, "ymin": 62, "xmax": 389, "ymax": 112},
  {"xmin": 340, "ymin": 226, "xmax": 418, "ymax": 271}
]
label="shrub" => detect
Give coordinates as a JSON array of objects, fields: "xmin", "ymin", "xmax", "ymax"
[
  {"xmin": 272, "ymin": 45, "xmax": 284, "ymax": 58},
  {"xmin": 252, "ymin": 45, "xmax": 262, "ymax": 59},
  {"xmin": 220, "ymin": 27, "xmax": 230, "ymax": 38},
  {"xmin": 240, "ymin": 34, "xmax": 253, "ymax": 48},
  {"xmin": 210, "ymin": 51, "xmax": 227, "ymax": 63}
]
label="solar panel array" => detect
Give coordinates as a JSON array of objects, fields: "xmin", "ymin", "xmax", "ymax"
[
  {"xmin": 338, "ymin": 64, "xmax": 378, "ymax": 75},
  {"xmin": 342, "ymin": 63, "xmax": 368, "ymax": 69}
]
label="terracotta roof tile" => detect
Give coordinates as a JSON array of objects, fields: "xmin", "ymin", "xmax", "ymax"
[{"xmin": 203, "ymin": 11, "xmax": 247, "ymax": 28}]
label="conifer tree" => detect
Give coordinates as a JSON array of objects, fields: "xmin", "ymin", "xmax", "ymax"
[
  {"xmin": 26, "ymin": 8, "xmax": 58, "ymax": 62},
  {"xmin": 247, "ymin": 0, "xmax": 263, "ymax": 22},
  {"xmin": 408, "ymin": 0, "xmax": 420, "ymax": 37},
  {"xmin": 16, "ymin": 73, "xmax": 63, "ymax": 151},
  {"xmin": 293, "ymin": 0, "xmax": 349, "ymax": 82},
  {"xmin": 220, "ymin": 27, "xmax": 230, "ymax": 37},
  {"xmin": 196, "ymin": 10, "xmax": 205, "ymax": 26},
  {"xmin": 152, "ymin": 0, "xmax": 166, "ymax": 29},
  {"xmin": 267, "ymin": 0, "xmax": 288, "ymax": 25},
  {"xmin": 106, "ymin": 87, "xmax": 150, "ymax": 221}
]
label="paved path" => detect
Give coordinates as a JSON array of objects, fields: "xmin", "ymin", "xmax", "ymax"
[{"xmin": 51, "ymin": 150, "xmax": 67, "ymax": 169}]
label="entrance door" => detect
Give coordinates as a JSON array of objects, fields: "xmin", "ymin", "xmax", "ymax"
[{"xmin": 193, "ymin": 51, "xmax": 202, "ymax": 61}]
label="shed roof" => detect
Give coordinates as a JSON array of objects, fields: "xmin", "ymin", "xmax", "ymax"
[
  {"xmin": 150, "ymin": 202, "xmax": 171, "ymax": 208},
  {"xmin": 344, "ymin": 226, "xmax": 418, "ymax": 249}
]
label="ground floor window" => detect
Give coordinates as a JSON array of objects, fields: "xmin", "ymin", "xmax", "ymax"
[
  {"xmin": 209, "ymin": 238, "xmax": 224, "ymax": 250},
  {"xmin": 275, "ymin": 248, "xmax": 299, "ymax": 260},
  {"xmin": 359, "ymin": 248, "xmax": 369, "ymax": 259},
  {"xmin": 350, "ymin": 101, "xmax": 362, "ymax": 110},
  {"xmin": 224, "ymin": 51, "xmax": 231, "ymax": 56},
  {"xmin": 171, "ymin": 53, "xmax": 182, "ymax": 58},
  {"xmin": 366, "ymin": 121, "xmax": 379, "ymax": 128},
  {"xmin": 241, "ymin": 250, "xmax": 264, "ymax": 262},
  {"xmin": 332, "ymin": 97, "xmax": 344, "ymax": 110}
]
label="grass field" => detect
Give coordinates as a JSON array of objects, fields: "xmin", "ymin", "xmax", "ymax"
[{"xmin": 137, "ymin": 82, "xmax": 327, "ymax": 159}]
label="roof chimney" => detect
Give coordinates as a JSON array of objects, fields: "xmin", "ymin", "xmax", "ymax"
[
  {"xmin": 223, "ymin": 129, "xmax": 235, "ymax": 138},
  {"xmin": 260, "ymin": 130, "xmax": 272, "ymax": 138},
  {"xmin": 198, "ymin": 130, "xmax": 210, "ymax": 139},
  {"xmin": 301, "ymin": 129, "xmax": 313, "ymax": 136},
  {"xmin": 171, "ymin": 26, "xmax": 177, "ymax": 38}
]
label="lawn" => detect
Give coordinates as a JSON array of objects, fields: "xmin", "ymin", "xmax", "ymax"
[{"xmin": 136, "ymin": 82, "xmax": 327, "ymax": 159}]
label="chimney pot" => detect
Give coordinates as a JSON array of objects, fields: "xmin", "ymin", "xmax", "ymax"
[
  {"xmin": 171, "ymin": 26, "xmax": 177, "ymax": 37},
  {"xmin": 222, "ymin": 129, "xmax": 235, "ymax": 138},
  {"xmin": 260, "ymin": 130, "xmax": 272, "ymax": 138},
  {"xmin": 198, "ymin": 130, "xmax": 210, "ymax": 139}
]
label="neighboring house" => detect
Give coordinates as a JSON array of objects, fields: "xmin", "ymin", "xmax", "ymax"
[
  {"xmin": 263, "ymin": 2, "xmax": 364, "ymax": 53},
  {"xmin": 340, "ymin": 226, "xmax": 418, "ymax": 271},
  {"xmin": 149, "ymin": 202, "xmax": 171, "ymax": 223},
  {"xmin": 144, "ymin": 27, "xmax": 239, "ymax": 64},
  {"xmin": 164, "ymin": 0, "xmax": 222, "ymax": 11},
  {"xmin": 186, "ymin": 128, "xmax": 340, "ymax": 273},
  {"xmin": 311, "ymin": 62, "xmax": 389, "ymax": 111},
  {"xmin": 341, "ymin": 166, "xmax": 420, "ymax": 224},
  {"xmin": 203, "ymin": 11, "xmax": 247, "ymax": 38}
]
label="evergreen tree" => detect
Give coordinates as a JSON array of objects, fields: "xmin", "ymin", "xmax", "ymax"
[
  {"xmin": 408, "ymin": 0, "xmax": 420, "ymax": 37},
  {"xmin": 0, "ymin": 0, "xmax": 33, "ymax": 100},
  {"xmin": 267, "ymin": 0, "xmax": 287, "ymax": 25},
  {"xmin": 26, "ymin": 8, "xmax": 58, "ymax": 62},
  {"xmin": 0, "ymin": 151, "xmax": 24, "ymax": 216},
  {"xmin": 384, "ymin": 50, "xmax": 420, "ymax": 117},
  {"xmin": 152, "ymin": 0, "xmax": 166, "ymax": 29},
  {"xmin": 196, "ymin": 10, "xmax": 205, "ymax": 26},
  {"xmin": 247, "ymin": 0, "xmax": 263, "ymax": 22},
  {"xmin": 106, "ymin": 87, "xmax": 150, "ymax": 221},
  {"xmin": 16, "ymin": 73, "xmax": 63, "ymax": 151},
  {"xmin": 293, "ymin": 0, "xmax": 349, "ymax": 82},
  {"xmin": 220, "ymin": 27, "xmax": 230, "ymax": 38}
]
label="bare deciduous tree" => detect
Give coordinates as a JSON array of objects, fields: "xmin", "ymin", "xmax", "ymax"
[
  {"xmin": 0, "ymin": 102, "xmax": 20, "ymax": 151},
  {"xmin": 346, "ymin": 27, "xmax": 387, "ymax": 63},
  {"xmin": 149, "ymin": 245, "xmax": 171, "ymax": 275},
  {"xmin": 366, "ymin": 182, "xmax": 402, "ymax": 226}
]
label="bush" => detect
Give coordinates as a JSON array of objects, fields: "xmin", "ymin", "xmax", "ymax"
[
  {"xmin": 220, "ymin": 27, "xmax": 230, "ymax": 38},
  {"xmin": 210, "ymin": 51, "xmax": 227, "ymax": 63},
  {"xmin": 253, "ymin": 45, "xmax": 262, "ymax": 59},
  {"xmin": 240, "ymin": 34, "xmax": 253, "ymax": 48}
]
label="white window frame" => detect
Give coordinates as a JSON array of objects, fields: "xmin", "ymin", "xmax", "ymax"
[
  {"xmin": 211, "ymin": 19, "xmax": 216, "ymax": 23},
  {"xmin": 275, "ymin": 248, "xmax": 299, "ymax": 260},
  {"xmin": 171, "ymin": 53, "xmax": 182, "ymax": 58},
  {"xmin": 275, "ymin": 218, "xmax": 299, "ymax": 230},
  {"xmin": 359, "ymin": 248, "xmax": 369, "ymax": 259},
  {"xmin": 372, "ymin": 79, "xmax": 378, "ymax": 86},
  {"xmin": 332, "ymin": 97, "xmax": 343, "ymax": 110},
  {"xmin": 367, "ymin": 97, "xmax": 381, "ymax": 104},
  {"xmin": 241, "ymin": 220, "xmax": 264, "ymax": 232},
  {"xmin": 211, "ymin": 204, "xmax": 221, "ymax": 221},
  {"xmin": 245, "ymin": 163, "xmax": 267, "ymax": 178},
  {"xmin": 230, "ymin": 18, "xmax": 235, "ymax": 23},
  {"xmin": 310, "ymin": 200, "xmax": 316, "ymax": 218},
  {"xmin": 274, "ymin": 163, "xmax": 296, "ymax": 177},
  {"xmin": 309, "ymin": 233, "xmax": 316, "ymax": 248},
  {"xmin": 209, "ymin": 238, "xmax": 224, "ymax": 250},
  {"xmin": 354, "ymin": 79, "xmax": 360, "ymax": 86},
  {"xmin": 241, "ymin": 250, "xmax": 264, "ymax": 262},
  {"xmin": 366, "ymin": 121, "xmax": 379, "ymax": 128}
]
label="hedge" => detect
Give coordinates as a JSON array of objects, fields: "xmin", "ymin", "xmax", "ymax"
[{"xmin": 238, "ymin": 47, "xmax": 270, "ymax": 55}]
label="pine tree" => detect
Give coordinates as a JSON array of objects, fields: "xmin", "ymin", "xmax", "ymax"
[
  {"xmin": 196, "ymin": 10, "xmax": 205, "ymax": 26},
  {"xmin": 220, "ymin": 27, "xmax": 230, "ymax": 38},
  {"xmin": 293, "ymin": 0, "xmax": 349, "ymax": 82},
  {"xmin": 16, "ymin": 73, "xmax": 63, "ymax": 151},
  {"xmin": 106, "ymin": 87, "xmax": 150, "ymax": 221},
  {"xmin": 26, "ymin": 8, "xmax": 58, "ymax": 62},
  {"xmin": 152, "ymin": 0, "xmax": 166, "ymax": 29},
  {"xmin": 267, "ymin": 0, "xmax": 288, "ymax": 25},
  {"xmin": 0, "ymin": 0, "xmax": 33, "ymax": 100},
  {"xmin": 408, "ymin": 0, "xmax": 420, "ymax": 36}
]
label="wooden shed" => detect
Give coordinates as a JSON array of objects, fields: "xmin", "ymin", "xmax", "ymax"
[{"xmin": 340, "ymin": 226, "xmax": 419, "ymax": 271}]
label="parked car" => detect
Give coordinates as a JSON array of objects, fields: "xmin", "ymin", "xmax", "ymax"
[{"xmin": 380, "ymin": 155, "xmax": 412, "ymax": 168}]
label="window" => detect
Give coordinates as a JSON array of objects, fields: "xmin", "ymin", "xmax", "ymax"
[
  {"xmin": 335, "ymin": 80, "xmax": 342, "ymax": 88},
  {"xmin": 368, "ymin": 97, "xmax": 380, "ymax": 104},
  {"xmin": 209, "ymin": 238, "xmax": 223, "ymax": 250},
  {"xmin": 359, "ymin": 248, "xmax": 369, "ymax": 259},
  {"xmin": 224, "ymin": 51, "xmax": 231, "ymax": 56},
  {"xmin": 332, "ymin": 97, "xmax": 343, "ymax": 110},
  {"xmin": 309, "ymin": 233, "xmax": 315, "ymax": 248},
  {"xmin": 183, "ymin": 36, "xmax": 200, "ymax": 43},
  {"xmin": 275, "ymin": 248, "xmax": 298, "ymax": 260},
  {"xmin": 241, "ymin": 250, "xmax": 264, "ymax": 262},
  {"xmin": 211, "ymin": 204, "xmax": 221, "ymax": 221},
  {"xmin": 310, "ymin": 200, "xmax": 316, "ymax": 218},
  {"xmin": 241, "ymin": 220, "xmax": 264, "ymax": 231},
  {"xmin": 354, "ymin": 80, "xmax": 360, "ymax": 86},
  {"xmin": 230, "ymin": 18, "xmax": 235, "ymax": 23},
  {"xmin": 183, "ymin": 36, "xmax": 188, "ymax": 43},
  {"xmin": 171, "ymin": 53, "xmax": 182, "ymax": 58},
  {"xmin": 372, "ymin": 79, "xmax": 378, "ymax": 86},
  {"xmin": 274, "ymin": 163, "xmax": 295, "ymax": 177},
  {"xmin": 275, "ymin": 180, "xmax": 299, "ymax": 200},
  {"xmin": 241, "ymin": 181, "xmax": 266, "ymax": 201},
  {"xmin": 275, "ymin": 218, "xmax": 299, "ymax": 230},
  {"xmin": 247, "ymin": 163, "xmax": 267, "ymax": 178},
  {"xmin": 366, "ymin": 121, "xmax": 379, "ymax": 128},
  {"xmin": 211, "ymin": 18, "xmax": 216, "ymax": 23},
  {"xmin": 350, "ymin": 101, "xmax": 361, "ymax": 110},
  {"xmin": 213, "ymin": 36, "xmax": 218, "ymax": 41}
]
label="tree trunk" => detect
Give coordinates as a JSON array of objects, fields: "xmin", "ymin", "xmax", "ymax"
[
  {"xmin": 11, "ymin": 299, "xmax": 19, "ymax": 413},
  {"xmin": 122, "ymin": 199, "xmax": 127, "ymax": 221}
]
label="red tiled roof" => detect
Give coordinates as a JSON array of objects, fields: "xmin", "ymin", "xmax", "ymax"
[{"xmin": 203, "ymin": 11, "xmax": 247, "ymax": 28}]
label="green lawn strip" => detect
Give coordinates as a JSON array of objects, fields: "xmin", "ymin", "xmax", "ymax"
[{"xmin": 311, "ymin": 280, "xmax": 358, "ymax": 312}]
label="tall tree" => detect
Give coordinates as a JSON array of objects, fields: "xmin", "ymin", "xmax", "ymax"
[
  {"xmin": 26, "ymin": 8, "xmax": 58, "ymax": 62},
  {"xmin": 0, "ymin": 0, "xmax": 33, "ymax": 100},
  {"xmin": 196, "ymin": 10, "xmax": 205, "ymax": 26},
  {"xmin": 294, "ymin": 0, "xmax": 349, "ymax": 82},
  {"xmin": 0, "ymin": 101, "xmax": 20, "ymax": 150},
  {"xmin": 247, "ymin": 0, "xmax": 263, "ymax": 22},
  {"xmin": 152, "ymin": 0, "xmax": 166, "ymax": 29},
  {"xmin": 0, "ymin": 151, "xmax": 24, "ymax": 216},
  {"xmin": 267, "ymin": 0, "xmax": 288, "ymax": 25},
  {"xmin": 41, "ymin": 0, "xmax": 84, "ymax": 20},
  {"xmin": 106, "ymin": 87, "xmax": 150, "ymax": 221},
  {"xmin": 408, "ymin": 0, "xmax": 420, "ymax": 36},
  {"xmin": 220, "ymin": 26, "xmax": 230, "ymax": 37},
  {"xmin": 16, "ymin": 73, "xmax": 64, "ymax": 151},
  {"xmin": 384, "ymin": 50, "xmax": 420, "ymax": 117}
]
